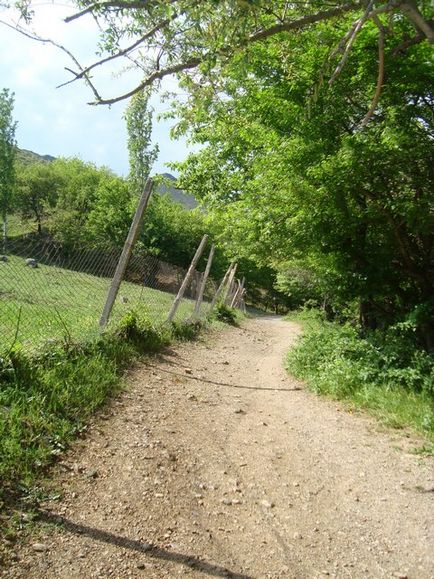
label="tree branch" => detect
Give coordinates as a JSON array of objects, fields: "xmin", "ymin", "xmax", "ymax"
[
  {"xmin": 90, "ymin": 57, "xmax": 202, "ymax": 105},
  {"xmin": 0, "ymin": 18, "xmax": 103, "ymax": 102},
  {"xmin": 65, "ymin": 0, "xmax": 165, "ymax": 23},
  {"xmin": 399, "ymin": 0, "xmax": 434, "ymax": 43},
  {"xmin": 360, "ymin": 17, "xmax": 386, "ymax": 127},
  {"xmin": 91, "ymin": 2, "xmax": 370, "ymax": 105},
  {"xmin": 57, "ymin": 16, "xmax": 175, "ymax": 89}
]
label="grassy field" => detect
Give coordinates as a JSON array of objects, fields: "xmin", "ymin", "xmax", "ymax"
[{"xmin": 0, "ymin": 254, "xmax": 197, "ymax": 351}]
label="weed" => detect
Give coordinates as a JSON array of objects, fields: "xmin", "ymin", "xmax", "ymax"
[
  {"xmin": 0, "ymin": 308, "xmax": 211, "ymax": 510},
  {"xmin": 286, "ymin": 317, "xmax": 434, "ymax": 439},
  {"xmin": 210, "ymin": 303, "xmax": 239, "ymax": 326}
]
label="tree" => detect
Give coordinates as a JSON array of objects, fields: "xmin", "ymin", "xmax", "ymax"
[
  {"xmin": 8, "ymin": 2, "xmax": 434, "ymax": 109},
  {"xmin": 15, "ymin": 161, "xmax": 60, "ymax": 234},
  {"xmin": 173, "ymin": 16, "xmax": 434, "ymax": 344},
  {"xmin": 0, "ymin": 88, "xmax": 17, "ymax": 252},
  {"xmin": 124, "ymin": 89, "xmax": 158, "ymax": 195}
]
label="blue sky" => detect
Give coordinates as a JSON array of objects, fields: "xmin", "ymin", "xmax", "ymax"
[{"xmin": 0, "ymin": 2, "xmax": 193, "ymax": 176}]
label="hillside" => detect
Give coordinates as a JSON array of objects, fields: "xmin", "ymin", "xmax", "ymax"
[
  {"xmin": 156, "ymin": 173, "xmax": 198, "ymax": 209},
  {"xmin": 16, "ymin": 148, "xmax": 56, "ymax": 165}
]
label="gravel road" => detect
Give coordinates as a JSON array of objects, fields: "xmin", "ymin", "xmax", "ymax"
[{"xmin": 2, "ymin": 316, "xmax": 433, "ymax": 578}]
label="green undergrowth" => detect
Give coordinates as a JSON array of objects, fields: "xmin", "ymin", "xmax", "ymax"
[
  {"xmin": 210, "ymin": 303, "xmax": 241, "ymax": 326},
  {"xmin": 0, "ymin": 310, "xmax": 214, "ymax": 510},
  {"xmin": 286, "ymin": 310, "xmax": 434, "ymax": 447}
]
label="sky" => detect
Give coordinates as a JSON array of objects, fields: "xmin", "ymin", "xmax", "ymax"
[{"xmin": 0, "ymin": 2, "xmax": 194, "ymax": 176}]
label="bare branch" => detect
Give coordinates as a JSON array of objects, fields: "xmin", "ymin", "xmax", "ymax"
[
  {"xmin": 360, "ymin": 18, "xmax": 386, "ymax": 127},
  {"xmin": 90, "ymin": 57, "xmax": 201, "ymax": 105},
  {"xmin": 248, "ymin": 2, "xmax": 364, "ymax": 43},
  {"xmin": 92, "ymin": 2, "xmax": 370, "ymax": 104},
  {"xmin": 0, "ymin": 18, "xmax": 102, "ymax": 101},
  {"xmin": 391, "ymin": 29, "xmax": 426, "ymax": 55},
  {"xmin": 57, "ymin": 17, "xmax": 173, "ymax": 89},
  {"xmin": 65, "ymin": 0, "xmax": 162, "ymax": 23},
  {"xmin": 329, "ymin": 0, "xmax": 376, "ymax": 85},
  {"xmin": 399, "ymin": 0, "xmax": 434, "ymax": 43}
]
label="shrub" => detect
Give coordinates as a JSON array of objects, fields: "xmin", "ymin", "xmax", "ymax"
[{"xmin": 287, "ymin": 317, "xmax": 434, "ymax": 437}]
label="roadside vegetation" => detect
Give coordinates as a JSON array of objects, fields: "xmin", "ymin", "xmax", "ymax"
[
  {"xmin": 286, "ymin": 310, "xmax": 434, "ymax": 446},
  {"xmin": 0, "ymin": 307, "xmax": 237, "ymax": 514}
]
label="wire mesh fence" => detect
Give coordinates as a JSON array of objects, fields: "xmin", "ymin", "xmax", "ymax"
[{"xmin": 0, "ymin": 226, "xmax": 218, "ymax": 353}]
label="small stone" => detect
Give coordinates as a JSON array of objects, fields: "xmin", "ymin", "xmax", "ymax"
[
  {"xmin": 392, "ymin": 573, "xmax": 408, "ymax": 579},
  {"xmin": 184, "ymin": 368, "xmax": 192, "ymax": 374},
  {"xmin": 293, "ymin": 532, "xmax": 303, "ymax": 540},
  {"xmin": 222, "ymin": 498, "xmax": 233, "ymax": 505},
  {"xmin": 293, "ymin": 482, "xmax": 300, "ymax": 487},
  {"xmin": 32, "ymin": 543, "xmax": 49, "ymax": 552},
  {"xmin": 234, "ymin": 408, "xmax": 244, "ymax": 414},
  {"xmin": 261, "ymin": 499, "xmax": 274, "ymax": 509},
  {"xmin": 137, "ymin": 563, "xmax": 146, "ymax": 569},
  {"xmin": 25, "ymin": 258, "xmax": 38, "ymax": 268},
  {"xmin": 86, "ymin": 469, "xmax": 98, "ymax": 479}
]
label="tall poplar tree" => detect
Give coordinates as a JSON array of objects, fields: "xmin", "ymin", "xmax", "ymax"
[
  {"xmin": 0, "ymin": 88, "xmax": 17, "ymax": 253},
  {"xmin": 124, "ymin": 89, "xmax": 158, "ymax": 196}
]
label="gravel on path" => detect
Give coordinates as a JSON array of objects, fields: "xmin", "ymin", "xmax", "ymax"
[{"xmin": 2, "ymin": 316, "xmax": 433, "ymax": 578}]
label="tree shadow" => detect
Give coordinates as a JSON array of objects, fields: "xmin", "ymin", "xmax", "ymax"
[
  {"xmin": 145, "ymin": 362, "xmax": 302, "ymax": 393},
  {"xmin": 39, "ymin": 511, "xmax": 253, "ymax": 579}
]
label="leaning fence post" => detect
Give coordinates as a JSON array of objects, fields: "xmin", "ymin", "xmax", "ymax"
[
  {"xmin": 167, "ymin": 234, "xmax": 208, "ymax": 323},
  {"xmin": 224, "ymin": 263, "xmax": 238, "ymax": 305},
  {"xmin": 231, "ymin": 276, "xmax": 245, "ymax": 308},
  {"xmin": 192, "ymin": 244, "xmax": 215, "ymax": 320},
  {"xmin": 99, "ymin": 178, "xmax": 154, "ymax": 329},
  {"xmin": 209, "ymin": 262, "xmax": 234, "ymax": 312}
]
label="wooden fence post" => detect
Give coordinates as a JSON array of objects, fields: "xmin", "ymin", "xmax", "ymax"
[
  {"xmin": 209, "ymin": 262, "xmax": 235, "ymax": 312},
  {"xmin": 100, "ymin": 178, "xmax": 154, "ymax": 329},
  {"xmin": 224, "ymin": 263, "xmax": 238, "ymax": 305},
  {"xmin": 192, "ymin": 244, "xmax": 215, "ymax": 320},
  {"xmin": 231, "ymin": 276, "xmax": 245, "ymax": 308},
  {"xmin": 167, "ymin": 234, "xmax": 208, "ymax": 323}
]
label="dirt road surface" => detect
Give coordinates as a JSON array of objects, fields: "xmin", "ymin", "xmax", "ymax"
[{"xmin": 3, "ymin": 316, "xmax": 433, "ymax": 578}]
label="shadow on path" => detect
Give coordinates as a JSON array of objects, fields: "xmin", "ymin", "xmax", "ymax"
[
  {"xmin": 39, "ymin": 511, "xmax": 253, "ymax": 579},
  {"xmin": 145, "ymin": 362, "xmax": 302, "ymax": 393}
]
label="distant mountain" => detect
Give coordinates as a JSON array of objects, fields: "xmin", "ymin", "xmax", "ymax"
[
  {"xmin": 16, "ymin": 148, "xmax": 56, "ymax": 165},
  {"xmin": 156, "ymin": 173, "xmax": 198, "ymax": 210}
]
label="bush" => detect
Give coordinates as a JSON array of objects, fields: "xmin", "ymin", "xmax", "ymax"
[
  {"xmin": 287, "ymin": 317, "xmax": 434, "ymax": 437},
  {"xmin": 210, "ymin": 303, "xmax": 239, "ymax": 326}
]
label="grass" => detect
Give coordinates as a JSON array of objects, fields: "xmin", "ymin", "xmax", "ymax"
[
  {"xmin": 286, "ymin": 310, "xmax": 434, "ymax": 447},
  {"xmin": 0, "ymin": 254, "xmax": 198, "ymax": 351},
  {"xmin": 0, "ymin": 307, "xmax": 212, "ymax": 513}
]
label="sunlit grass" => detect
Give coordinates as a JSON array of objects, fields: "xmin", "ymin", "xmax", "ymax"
[{"xmin": 0, "ymin": 255, "xmax": 195, "ymax": 351}]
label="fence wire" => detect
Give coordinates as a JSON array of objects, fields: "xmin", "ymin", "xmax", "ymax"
[{"xmin": 0, "ymin": 226, "xmax": 217, "ymax": 352}]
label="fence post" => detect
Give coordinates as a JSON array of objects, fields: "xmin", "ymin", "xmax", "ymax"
[
  {"xmin": 192, "ymin": 244, "xmax": 215, "ymax": 320},
  {"xmin": 99, "ymin": 178, "xmax": 154, "ymax": 329},
  {"xmin": 167, "ymin": 234, "xmax": 208, "ymax": 323},
  {"xmin": 224, "ymin": 263, "xmax": 238, "ymax": 305},
  {"xmin": 209, "ymin": 262, "xmax": 235, "ymax": 312},
  {"xmin": 231, "ymin": 276, "xmax": 245, "ymax": 308}
]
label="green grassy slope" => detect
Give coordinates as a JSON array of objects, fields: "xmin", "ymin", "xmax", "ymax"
[{"xmin": 0, "ymin": 255, "xmax": 195, "ymax": 351}]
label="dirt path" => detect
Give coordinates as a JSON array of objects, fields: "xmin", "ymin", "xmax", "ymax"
[{"xmin": 3, "ymin": 316, "xmax": 433, "ymax": 579}]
